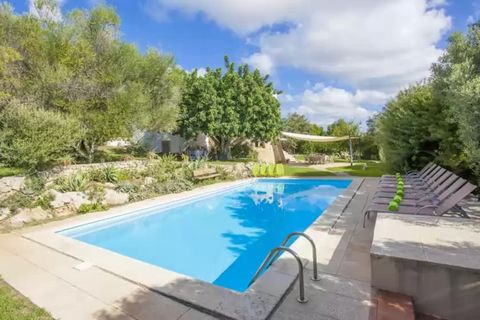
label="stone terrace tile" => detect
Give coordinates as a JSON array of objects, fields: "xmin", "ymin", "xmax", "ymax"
[{"xmin": 272, "ymin": 178, "xmax": 379, "ymax": 320}]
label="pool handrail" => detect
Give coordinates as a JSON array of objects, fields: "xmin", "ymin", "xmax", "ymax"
[
  {"xmin": 249, "ymin": 246, "xmax": 308, "ymax": 303},
  {"xmin": 269, "ymin": 232, "xmax": 320, "ymax": 281}
]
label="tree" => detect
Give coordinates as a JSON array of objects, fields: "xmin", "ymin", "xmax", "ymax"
[
  {"xmin": 432, "ymin": 23, "xmax": 480, "ymax": 182},
  {"xmin": 0, "ymin": 2, "xmax": 182, "ymax": 162},
  {"xmin": 178, "ymin": 57, "xmax": 282, "ymax": 160},
  {"xmin": 325, "ymin": 119, "xmax": 360, "ymax": 155},
  {"xmin": 0, "ymin": 101, "xmax": 83, "ymax": 170},
  {"xmin": 375, "ymin": 83, "xmax": 461, "ymax": 172}
]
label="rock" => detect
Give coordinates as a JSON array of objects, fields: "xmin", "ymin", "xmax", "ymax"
[
  {"xmin": 144, "ymin": 176, "xmax": 156, "ymax": 185},
  {"xmin": 103, "ymin": 189, "xmax": 129, "ymax": 206},
  {"xmin": 0, "ymin": 208, "xmax": 10, "ymax": 221},
  {"xmin": 103, "ymin": 182, "xmax": 116, "ymax": 189},
  {"xmin": 49, "ymin": 190, "xmax": 91, "ymax": 210},
  {"xmin": 0, "ymin": 176, "xmax": 26, "ymax": 200},
  {"xmin": 8, "ymin": 207, "xmax": 50, "ymax": 228},
  {"xmin": 53, "ymin": 206, "xmax": 76, "ymax": 217}
]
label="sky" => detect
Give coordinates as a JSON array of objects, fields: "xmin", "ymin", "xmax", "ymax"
[{"xmin": 7, "ymin": 0, "xmax": 479, "ymax": 128}]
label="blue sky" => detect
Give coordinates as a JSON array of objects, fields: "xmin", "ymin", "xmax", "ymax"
[{"xmin": 8, "ymin": 0, "xmax": 478, "ymax": 128}]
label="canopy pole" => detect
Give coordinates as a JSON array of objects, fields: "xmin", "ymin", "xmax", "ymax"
[{"xmin": 349, "ymin": 134, "xmax": 353, "ymax": 167}]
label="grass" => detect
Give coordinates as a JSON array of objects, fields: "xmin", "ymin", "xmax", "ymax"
[
  {"xmin": 0, "ymin": 166, "xmax": 24, "ymax": 178},
  {"xmin": 293, "ymin": 154, "xmax": 305, "ymax": 161},
  {"xmin": 0, "ymin": 278, "xmax": 52, "ymax": 320},
  {"xmin": 327, "ymin": 160, "xmax": 387, "ymax": 177},
  {"xmin": 283, "ymin": 165, "xmax": 335, "ymax": 177}
]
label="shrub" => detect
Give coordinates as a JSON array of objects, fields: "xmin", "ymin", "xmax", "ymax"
[
  {"xmin": 35, "ymin": 193, "xmax": 54, "ymax": 209},
  {"xmin": 267, "ymin": 164, "xmax": 275, "ymax": 177},
  {"xmin": 275, "ymin": 164, "xmax": 285, "ymax": 177},
  {"xmin": 88, "ymin": 166, "xmax": 119, "ymax": 183},
  {"xmin": 0, "ymin": 101, "xmax": 84, "ymax": 170},
  {"xmin": 116, "ymin": 182, "xmax": 140, "ymax": 199},
  {"xmin": 260, "ymin": 164, "xmax": 268, "ymax": 177},
  {"xmin": 252, "ymin": 164, "xmax": 261, "ymax": 177},
  {"xmin": 0, "ymin": 193, "xmax": 36, "ymax": 211},
  {"xmin": 77, "ymin": 202, "xmax": 107, "ymax": 214},
  {"xmin": 55, "ymin": 173, "xmax": 89, "ymax": 192}
]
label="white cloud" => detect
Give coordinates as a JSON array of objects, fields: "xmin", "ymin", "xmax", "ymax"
[
  {"xmin": 283, "ymin": 84, "xmax": 391, "ymax": 126},
  {"xmin": 195, "ymin": 67, "xmax": 207, "ymax": 77},
  {"xmin": 29, "ymin": 0, "xmax": 64, "ymax": 22},
  {"xmin": 242, "ymin": 53, "xmax": 274, "ymax": 75},
  {"xmin": 150, "ymin": 0, "xmax": 451, "ymax": 95}
]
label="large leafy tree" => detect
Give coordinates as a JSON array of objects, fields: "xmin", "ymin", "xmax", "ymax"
[
  {"xmin": 375, "ymin": 83, "xmax": 462, "ymax": 172},
  {"xmin": 0, "ymin": 1, "xmax": 182, "ymax": 164},
  {"xmin": 178, "ymin": 57, "xmax": 281, "ymax": 160},
  {"xmin": 432, "ymin": 23, "xmax": 480, "ymax": 182},
  {"xmin": 282, "ymin": 113, "xmax": 325, "ymax": 154}
]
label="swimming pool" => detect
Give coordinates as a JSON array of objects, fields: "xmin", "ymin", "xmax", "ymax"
[{"xmin": 59, "ymin": 178, "xmax": 351, "ymax": 292}]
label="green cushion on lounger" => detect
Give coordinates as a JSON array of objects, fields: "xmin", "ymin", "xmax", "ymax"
[
  {"xmin": 393, "ymin": 195, "xmax": 402, "ymax": 203},
  {"xmin": 388, "ymin": 201, "xmax": 399, "ymax": 211},
  {"xmin": 396, "ymin": 189, "xmax": 404, "ymax": 197}
]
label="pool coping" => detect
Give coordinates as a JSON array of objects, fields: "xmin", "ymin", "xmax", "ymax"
[{"xmin": 23, "ymin": 177, "xmax": 363, "ymax": 320}]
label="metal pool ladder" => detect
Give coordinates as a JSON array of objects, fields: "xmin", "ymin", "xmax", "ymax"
[{"xmin": 248, "ymin": 232, "xmax": 319, "ymax": 303}]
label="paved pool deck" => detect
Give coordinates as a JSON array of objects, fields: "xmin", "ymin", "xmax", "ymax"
[{"xmin": 0, "ymin": 178, "xmax": 379, "ymax": 320}]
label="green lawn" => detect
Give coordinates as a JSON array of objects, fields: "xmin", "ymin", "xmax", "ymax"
[
  {"xmin": 0, "ymin": 278, "xmax": 52, "ymax": 320},
  {"xmin": 327, "ymin": 160, "xmax": 387, "ymax": 177},
  {"xmin": 293, "ymin": 154, "xmax": 306, "ymax": 161},
  {"xmin": 283, "ymin": 165, "xmax": 335, "ymax": 177},
  {"xmin": 0, "ymin": 166, "xmax": 24, "ymax": 178}
]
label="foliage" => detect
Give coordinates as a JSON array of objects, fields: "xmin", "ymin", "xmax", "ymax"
[
  {"xmin": 178, "ymin": 56, "xmax": 282, "ymax": 160},
  {"xmin": 0, "ymin": 193, "xmax": 36, "ymax": 211},
  {"xmin": 25, "ymin": 175, "xmax": 47, "ymax": 194},
  {"xmin": 431, "ymin": 23, "xmax": 480, "ymax": 183},
  {"xmin": 282, "ymin": 113, "xmax": 325, "ymax": 154},
  {"xmin": 0, "ymin": 166, "xmax": 24, "ymax": 178},
  {"xmin": 77, "ymin": 202, "xmax": 107, "ymax": 214},
  {"xmin": 88, "ymin": 166, "xmax": 119, "ymax": 183},
  {"xmin": 375, "ymin": 83, "xmax": 463, "ymax": 173},
  {"xmin": 54, "ymin": 173, "xmax": 89, "ymax": 192},
  {"xmin": 0, "ymin": 277, "xmax": 52, "ymax": 320},
  {"xmin": 231, "ymin": 143, "xmax": 258, "ymax": 161},
  {"xmin": 355, "ymin": 117, "xmax": 380, "ymax": 160},
  {"xmin": 0, "ymin": 101, "xmax": 83, "ymax": 170},
  {"xmin": 0, "ymin": 2, "xmax": 182, "ymax": 163},
  {"xmin": 326, "ymin": 161, "xmax": 387, "ymax": 177},
  {"xmin": 325, "ymin": 119, "xmax": 360, "ymax": 155},
  {"xmin": 283, "ymin": 165, "xmax": 335, "ymax": 177},
  {"xmin": 35, "ymin": 193, "xmax": 54, "ymax": 210}
]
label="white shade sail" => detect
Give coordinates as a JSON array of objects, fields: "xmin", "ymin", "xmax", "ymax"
[{"xmin": 281, "ymin": 131, "xmax": 356, "ymax": 142}]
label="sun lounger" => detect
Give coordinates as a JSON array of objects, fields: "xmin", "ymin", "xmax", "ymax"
[
  {"xmin": 373, "ymin": 176, "xmax": 466, "ymax": 206},
  {"xmin": 380, "ymin": 162, "xmax": 434, "ymax": 180},
  {"xmin": 364, "ymin": 182, "xmax": 476, "ymax": 227},
  {"xmin": 380, "ymin": 165, "xmax": 442, "ymax": 186},
  {"xmin": 375, "ymin": 173, "xmax": 458, "ymax": 199},
  {"xmin": 378, "ymin": 167, "xmax": 447, "ymax": 191}
]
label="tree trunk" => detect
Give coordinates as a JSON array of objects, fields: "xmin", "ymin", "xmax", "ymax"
[{"xmin": 218, "ymin": 137, "xmax": 232, "ymax": 160}]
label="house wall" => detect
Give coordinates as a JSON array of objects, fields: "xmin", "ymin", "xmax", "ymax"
[{"xmin": 132, "ymin": 131, "xmax": 208, "ymax": 154}]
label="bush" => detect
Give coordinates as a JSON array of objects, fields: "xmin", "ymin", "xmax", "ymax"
[
  {"xmin": 88, "ymin": 166, "xmax": 119, "ymax": 183},
  {"xmin": 0, "ymin": 193, "xmax": 36, "ymax": 211},
  {"xmin": 55, "ymin": 173, "xmax": 89, "ymax": 192},
  {"xmin": 0, "ymin": 101, "xmax": 84, "ymax": 170},
  {"xmin": 77, "ymin": 202, "xmax": 107, "ymax": 214}
]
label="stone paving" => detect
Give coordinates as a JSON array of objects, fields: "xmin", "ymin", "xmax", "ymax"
[
  {"xmin": 271, "ymin": 178, "xmax": 378, "ymax": 320},
  {"xmin": 0, "ymin": 178, "xmax": 379, "ymax": 320}
]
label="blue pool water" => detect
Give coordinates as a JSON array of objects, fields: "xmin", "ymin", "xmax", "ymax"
[{"xmin": 59, "ymin": 178, "xmax": 351, "ymax": 292}]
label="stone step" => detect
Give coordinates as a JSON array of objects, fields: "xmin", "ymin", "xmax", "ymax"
[{"xmin": 373, "ymin": 290, "xmax": 415, "ymax": 320}]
